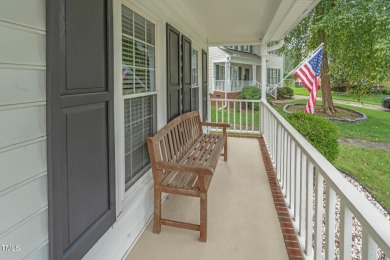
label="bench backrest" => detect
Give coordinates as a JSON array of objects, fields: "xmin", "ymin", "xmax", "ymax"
[{"xmin": 147, "ymin": 111, "xmax": 203, "ymax": 180}]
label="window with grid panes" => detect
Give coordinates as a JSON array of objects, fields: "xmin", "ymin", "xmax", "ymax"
[
  {"xmin": 267, "ymin": 68, "xmax": 280, "ymax": 85},
  {"xmin": 122, "ymin": 5, "xmax": 156, "ymax": 189},
  {"xmin": 191, "ymin": 49, "xmax": 199, "ymax": 111}
]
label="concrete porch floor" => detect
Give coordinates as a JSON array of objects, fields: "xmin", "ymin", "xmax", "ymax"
[{"xmin": 126, "ymin": 138, "xmax": 288, "ymax": 260}]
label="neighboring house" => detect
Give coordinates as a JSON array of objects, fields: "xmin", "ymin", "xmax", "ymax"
[
  {"xmin": 209, "ymin": 44, "xmax": 284, "ymax": 97},
  {"xmin": 0, "ymin": 1, "xmax": 324, "ymax": 260}
]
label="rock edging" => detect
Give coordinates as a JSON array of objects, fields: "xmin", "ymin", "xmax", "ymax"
[{"xmin": 283, "ymin": 104, "xmax": 367, "ymax": 123}]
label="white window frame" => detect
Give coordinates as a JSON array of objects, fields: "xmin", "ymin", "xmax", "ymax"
[{"xmin": 115, "ymin": 0, "xmax": 161, "ymax": 215}]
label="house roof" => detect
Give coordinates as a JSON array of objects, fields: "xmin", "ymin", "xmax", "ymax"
[{"xmin": 218, "ymin": 47, "xmax": 261, "ymax": 60}]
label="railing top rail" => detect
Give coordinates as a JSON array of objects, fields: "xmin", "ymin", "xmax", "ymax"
[
  {"xmin": 261, "ymin": 100, "xmax": 390, "ymax": 255},
  {"xmin": 210, "ymin": 98, "xmax": 261, "ymax": 103}
]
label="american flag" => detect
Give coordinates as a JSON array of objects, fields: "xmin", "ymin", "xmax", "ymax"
[
  {"xmin": 294, "ymin": 47, "xmax": 324, "ymax": 114},
  {"xmin": 122, "ymin": 63, "xmax": 129, "ymax": 80}
]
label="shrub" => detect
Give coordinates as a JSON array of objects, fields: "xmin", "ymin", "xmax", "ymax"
[
  {"xmin": 237, "ymin": 86, "xmax": 261, "ymax": 110},
  {"xmin": 286, "ymin": 112, "xmax": 339, "ymax": 162},
  {"xmin": 237, "ymin": 86, "xmax": 272, "ymax": 110},
  {"xmin": 277, "ymin": 87, "xmax": 294, "ymax": 99},
  {"xmin": 284, "ymin": 86, "xmax": 294, "ymax": 98},
  {"xmin": 381, "ymin": 88, "xmax": 390, "ymax": 95}
]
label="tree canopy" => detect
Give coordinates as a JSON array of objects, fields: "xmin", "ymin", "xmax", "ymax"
[{"xmin": 284, "ymin": 0, "xmax": 390, "ymax": 97}]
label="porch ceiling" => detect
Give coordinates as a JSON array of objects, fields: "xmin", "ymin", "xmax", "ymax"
[{"xmin": 156, "ymin": 0, "xmax": 319, "ymax": 45}]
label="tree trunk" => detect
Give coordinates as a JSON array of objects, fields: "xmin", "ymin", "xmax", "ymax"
[
  {"xmin": 318, "ymin": 31, "xmax": 335, "ymax": 115},
  {"xmin": 320, "ymin": 51, "xmax": 335, "ymax": 115}
]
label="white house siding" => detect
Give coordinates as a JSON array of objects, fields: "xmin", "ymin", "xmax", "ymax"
[
  {"xmin": 208, "ymin": 47, "xmax": 228, "ymax": 90},
  {"xmin": 0, "ymin": 1, "xmax": 48, "ymax": 260}
]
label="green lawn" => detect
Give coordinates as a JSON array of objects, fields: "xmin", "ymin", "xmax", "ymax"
[
  {"xmin": 334, "ymin": 144, "xmax": 390, "ymax": 209},
  {"xmin": 210, "ymin": 105, "xmax": 260, "ymax": 127},
  {"xmin": 335, "ymin": 106, "xmax": 390, "ymax": 143},
  {"xmin": 291, "ymin": 87, "xmax": 387, "ymax": 105}
]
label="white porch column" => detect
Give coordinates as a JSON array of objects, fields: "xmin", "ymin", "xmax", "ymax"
[
  {"xmin": 225, "ymin": 61, "xmax": 231, "ymax": 92},
  {"xmin": 252, "ymin": 65, "xmax": 257, "ymax": 82},
  {"xmin": 261, "ymin": 42, "xmax": 267, "ymax": 101}
]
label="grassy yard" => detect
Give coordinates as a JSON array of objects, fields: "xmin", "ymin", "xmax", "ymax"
[
  {"xmin": 334, "ymin": 144, "xmax": 390, "ymax": 209},
  {"xmin": 291, "ymin": 87, "xmax": 387, "ymax": 106},
  {"xmin": 274, "ymin": 99, "xmax": 390, "ymax": 209},
  {"xmin": 210, "ymin": 105, "xmax": 260, "ymax": 127}
]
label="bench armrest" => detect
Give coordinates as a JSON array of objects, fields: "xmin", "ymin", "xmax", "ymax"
[
  {"xmin": 156, "ymin": 161, "xmax": 213, "ymax": 176},
  {"xmin": 200, "ymin": 122, "xmax": 230, "ymax": 128}
]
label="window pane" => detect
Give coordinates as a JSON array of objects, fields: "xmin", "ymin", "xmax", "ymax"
[
  {"xmin": 124, "ymin": 96, "xmax": 155, "ymax": 187},
  {"xmin": 134, "ymin": 68, "xmax": 146, "ymax": 93},
  {"xmin": 146, "ymin": 46, "xmax": 155, "ymax": 69},
  {"xmin": 147, "ymin": 69, "xmax": 155, "ymax": 92},
  {"xmin": 134, "ymin": 12, "xmax": 145, "ymax": 41},
  {"xmin": 134, "ymin": 41, "xmax": 146, "ymax": 67},
  {"xmin": 191, "ymin": 49, "xmax": 198, "ymax": 86},
  {"xmin": 146, "ymin": 20, "xmax": 155, "ymax": 45},
  {"xmin": 122, "ymin": 36, "xmax": 134, "ymax": 66},
  {"xmin": 122, "ymin": 7, "xmax": 133, "ymax": 37}
]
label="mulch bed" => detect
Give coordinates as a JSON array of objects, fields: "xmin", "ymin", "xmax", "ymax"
[{"xmin": 284, "ymin": 104, "xmax": 367, "ymax": 122}]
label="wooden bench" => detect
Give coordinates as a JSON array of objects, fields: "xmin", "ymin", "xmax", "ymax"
[{"xmin": 147, "ymin": 111, "xmax": 229, "ymax": 242}]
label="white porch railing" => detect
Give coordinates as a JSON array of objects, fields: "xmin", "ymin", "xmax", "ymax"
[
  {"xmin": 261, "ymin": 100, "xmax": 390, "ymax": 259},
  {"xmin": 266, "ymin": 83, "xmax": 278, "ymax": 99},
  {"xmin": 214, "ymin": 80, "xmax": 278, "ymax": 99},
  {"xmin": 208, "ymin": 98, "xmax": 261, "ymax": 134},
  {"xmin": 213, "ymin": 80, "xmax": 261, "ymax": 92}
]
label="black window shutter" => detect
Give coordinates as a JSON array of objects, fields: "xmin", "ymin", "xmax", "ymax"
[
  {"xmin": 166, "ymin": 24, "xmax": 181, "ymax": 121},
  {"xmin": 182, "ymin": 35, "xmax": 192, "ymax": 113},
  {"xmin": 202, "ymin": 50, "xmax": 208, "ymax": 121},
  {"xmin": 216, "ymin": 65, "xmax": 220, "ymax": 80},
  {"xmin": 47, "ymin": 1, "xmax": 116, "ymax": 259}
]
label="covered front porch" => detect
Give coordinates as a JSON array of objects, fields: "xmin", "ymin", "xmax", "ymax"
[{"xmin": 126, "ymin": 137, "xmax": 289, "ymax": 260}]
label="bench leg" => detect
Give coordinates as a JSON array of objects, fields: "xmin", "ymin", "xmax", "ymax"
[
  {"xmin": 153, "ymin": 187, "xmax": 161, "ymax": 234},
  {"xmin": 199, "ymin": 193, "xmax": 207, "ymax": 242},
  {"xmin": 224, "ymin": 139, "xmax": 228, "ymax": 162}
]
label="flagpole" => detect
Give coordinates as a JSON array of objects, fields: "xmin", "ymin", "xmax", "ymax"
[{"xmin": 274, "ymin": 43, "xmax": 324, "ymax": 88}]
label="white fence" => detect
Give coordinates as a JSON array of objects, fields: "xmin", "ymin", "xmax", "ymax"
[
  {"xmin": 261, "ymin": 100, "xmax": 390, "ymax": 259},
  {"xmin": 208, "ymin": 98, "xmax": 261, "ymax": 134}
]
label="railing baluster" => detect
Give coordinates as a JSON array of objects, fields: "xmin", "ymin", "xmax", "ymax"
[
  {"xmin": 239, "ymin": 101, "xmax": 242, "ymax": 132},
  {"xmin": 339, "ymin": 201, "xmax": 352, "ymax": 260},
  {"xmin": 362, "ymin": 230, "xmax": 377, "ymax": 260},
  {"xmin": 216, "ymin": 100, "xmax": 219, "ymax": 124},
  {"xmin": 325, "ymin": 184, "xmax": 336, "ymax": 260},
  {"xmin": 277, "ymin": 124, "xmax": 282, "ymax": 181},
  {"xmin": 284, "ymin": 133, "xmax": 291, "ymax": 200},
  {"xmin": 227, "ymin": 100, "xmax": 230, "ymax": 125},
  {"xmin": 314, "ymin": 169, "xmax": 324, "ymax": 260},
  {"xmin": 233, "ymin": 101, "xmax": 236, "ymax": 132},
  {"xmin": 252, "ymin": 102, "xmax": 254, "ymax": 132},
  {"xmin": 289, "ymin": 140, "xmax": 295, "ymax": 211},
  {"xmin": 245, "ymin": 101, "xmax": 248, "ymax": 131},
  {"xmin": 299, "ymin": 152, "xmax": 307, "ymax": 235},
  {"xmin": 293, "ymin": 144, "xmax": 300, "ymax": 223},
  {"xmin": 222, "ymin": 100, "xmax": 224, "ymax": 123},
  {"xmin": 280, "ymin": 129, "xmax": 286, "ymax": 189},
  {"xmin": 304, "ymin": 155, "xmax": 313, "ymax": 257}
]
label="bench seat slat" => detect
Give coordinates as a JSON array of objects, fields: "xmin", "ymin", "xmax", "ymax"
[{"xmin": 159, "ymin": 133, "xmax": 225, "ymax": 191}]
